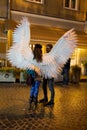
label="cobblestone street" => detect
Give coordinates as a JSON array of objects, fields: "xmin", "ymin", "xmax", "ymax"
[{"xmin": 0, "ymin": 82, "xmax": 87, "ymax": 130}]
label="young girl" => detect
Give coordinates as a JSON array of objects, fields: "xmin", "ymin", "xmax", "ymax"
[{"xmin": 28, "ymin": 44, "xmax": 42, "ymax": 110}]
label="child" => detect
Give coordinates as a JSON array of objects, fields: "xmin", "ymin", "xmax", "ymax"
[{"xmin": 28, "ymin": 44, "xmax": 42, "ymax": 110}]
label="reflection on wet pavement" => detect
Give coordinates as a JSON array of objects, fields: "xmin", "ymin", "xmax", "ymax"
[{"xmin": 0, "ymin": 82, "xmax": 87, "ymax": 130}]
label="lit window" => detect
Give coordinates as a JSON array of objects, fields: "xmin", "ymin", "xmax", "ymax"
[
  {"xmin": 63, "ymin": 0, "xmax": 79, "ymax": 10},
  {"xmin": 25, "ymin": 0, "xmax": 44, "ymax": 4}
]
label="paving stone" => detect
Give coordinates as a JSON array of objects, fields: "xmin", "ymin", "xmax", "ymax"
[{"xmin": 0, "ymin": 82, "xmax": 87, "ymax": 130}]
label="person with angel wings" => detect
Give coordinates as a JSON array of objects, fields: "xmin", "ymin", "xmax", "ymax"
[
  {"xmin": 7, "ymin": 17, "xmax": 77, "ymax": 110},
  {"xmin": 39, "ymin": 44, "xmax": 55, "ymax": 106}
]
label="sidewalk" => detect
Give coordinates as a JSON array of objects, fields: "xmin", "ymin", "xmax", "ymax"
[{"xmin": 0, "ymin": 82, "xmax": 87, "ymax": 130}]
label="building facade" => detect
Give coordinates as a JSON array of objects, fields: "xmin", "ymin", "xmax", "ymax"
[{"xmin": 0, "ymin": 0, "xmax": 87, "ymax": 75}]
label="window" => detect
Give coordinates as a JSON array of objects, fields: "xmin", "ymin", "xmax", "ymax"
[
  {"xmin": 63, "ymin": 0, "xmax": 79, "ymax": 10},
  {"xmin": 25, "ymin": 0, "xmax": 44, "ymax": 4}
]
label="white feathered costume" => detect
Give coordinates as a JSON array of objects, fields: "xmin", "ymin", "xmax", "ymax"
[{"xmin": 7, "ymin": 17, "xmax": 77, "ymax": 79}]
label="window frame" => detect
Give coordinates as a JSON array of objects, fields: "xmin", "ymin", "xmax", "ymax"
[
  {"xmin": 25, "ymin": 0, "xmax": 44, "ymax": 4},
  {"xmin": 63, "ymin": 0, "xmax": 79, "ymax": 10}
]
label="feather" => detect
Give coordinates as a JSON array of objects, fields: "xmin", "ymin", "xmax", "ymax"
[
  {"xmin": 7, "ymin": 17, "xmax": 34, "ymax": 69},
  {"xmin": 13, "ymin": 17, "xmax": 30, "ymax": 45},
  {"xmin": 40, "ymin": 28, "xmax": 77, "ymax": 78},
  {"xmin": 7, "ymin": 17, "xmax": 77, "ymax": 79}
]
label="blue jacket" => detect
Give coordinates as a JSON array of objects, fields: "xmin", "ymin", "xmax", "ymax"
[{"xmin": 26, "ymin": 69, "xmax": 36, "ymax": 78}]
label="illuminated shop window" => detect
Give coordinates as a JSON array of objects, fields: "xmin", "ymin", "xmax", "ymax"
[
  {"xmin": 63, "ymin": 0, "xmax": 79, "ymax": 10},
  {"xmin": 25, "ymin": 0, "xmax": 44, "ymax": 4}
]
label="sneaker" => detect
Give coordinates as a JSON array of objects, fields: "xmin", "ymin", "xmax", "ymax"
[
  {"xmin": 39, "ymin": 98, "xmax": 48, "ymax": 103},
  {"xmin": 44, "ymin": 101, "xmax": 54, "ymax": 106}
]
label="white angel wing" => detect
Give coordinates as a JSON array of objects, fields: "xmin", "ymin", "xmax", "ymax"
[
  {"xmin": 7, "ymin": 17, "xmax": 34, "ymax": 69},
  {"xmin": 40, "ymin": 28, "xmax": 77, "ymax": 78},
  {"xmin": 13, "ymin": 17, "xmax": 30, "ymax": 46},
  {"xmin": 7, "ymin": 17, "xmax": 77, "ymax": 78}
]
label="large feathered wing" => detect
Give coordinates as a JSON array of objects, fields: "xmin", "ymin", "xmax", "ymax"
[
  {"xmin": 7, "ymin": 17, "xmax": 34, "ymax": 70},
  {"xmin": 7, "ymin": 17, "xmax": 77, "ymax": 78},
  {"xmin": 40, "ymin": 29, "xmax": 77, "ymax": 78}
]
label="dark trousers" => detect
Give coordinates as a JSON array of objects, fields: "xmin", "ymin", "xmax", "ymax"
[
  {"xmin": 42, "ymin": 77, "xmax": 54, "ymax": 102},
  {"xmin": 63, "ymin": 68, "xmax": 70, "ymax": 85}
]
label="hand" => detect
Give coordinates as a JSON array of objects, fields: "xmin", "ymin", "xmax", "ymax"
[{"xmin": 34, "ymin": 67, "xmax": 41, "ymax": 76}]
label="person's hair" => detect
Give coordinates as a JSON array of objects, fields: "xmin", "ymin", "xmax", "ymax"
[
  {"xmin": 33, "ymin": 44, "xmax": 42, "ymax": 62},
  {"xmin": 46, "ymin": 44, "xmax": 53, "ymax": 49}
]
